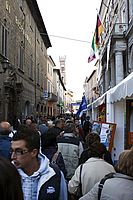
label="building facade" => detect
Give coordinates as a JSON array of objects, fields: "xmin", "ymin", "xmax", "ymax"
[
  {"xmin": 0, "ymin": 0, "xmax": 51, "ymax": 124},
  {"xmin": 85, "ymin": 0, "xmax": 133, "ymax": 162}
]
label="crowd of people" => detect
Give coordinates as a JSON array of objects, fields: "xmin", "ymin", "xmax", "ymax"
[{"xmin": 0, "ymin": 114, "xmax": 133, "ymax": 200}]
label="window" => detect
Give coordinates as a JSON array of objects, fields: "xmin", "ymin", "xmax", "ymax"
[
  {"xmin": 48, "ymin": 80, "xmax": 51, "ymax": 93},
  {"xmin": 29, "ymin": 54, "xmax": 33, "ymax": 79},
  {"xmin": 48, "ymin": 63, "xmax": 50, "ymax": 73},
  {"xmin": 129, "ymin": 0, "xmax": 133, "ymax": 22},
  {"xmin": 37, "ymin": 63, "xmax": 40, "ymax": 85},
  {"xmin": 18, "ymin": 43, "xmax": 24, "ymax": 70},
  {"xmin": 0, "ymin": 24, "xmax": 8, "ymax": 57},
  {"xmin": 121, "ymin": 8, "xmax": 126, "ymax": 23},
  {"xmin": 40, "ymin": 71, "xmax": 43, "ymax": 88}
]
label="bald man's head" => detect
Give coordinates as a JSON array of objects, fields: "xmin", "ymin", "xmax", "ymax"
[{"xmin": 0, "ymin": 121, "xmax": 11, "ymax": 135}]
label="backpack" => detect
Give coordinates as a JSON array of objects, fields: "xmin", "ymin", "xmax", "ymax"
[
  {"xmin": 98, "ymin": 172, "xmax": 115, "ymax": 200},
  {"xmin": 38, "ymin": 163, "xmax": 61, "ymax": 200}
]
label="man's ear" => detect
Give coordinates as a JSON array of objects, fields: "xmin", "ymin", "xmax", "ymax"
[{"xmin": 31, "ymin": 149, "xmax": 38, "ymax": 157}]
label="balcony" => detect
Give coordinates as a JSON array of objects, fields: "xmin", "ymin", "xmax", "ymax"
[
  {"xmin": 100, "ymin": 22, "xmax": 128, "ymax": 56},
  {"xmin": 112, "ymin": 23, "xmax": 128, "ymax": 36},
  {"xmin": 48, "ymin": 93, "xmax": 58, "ymax": 102}
]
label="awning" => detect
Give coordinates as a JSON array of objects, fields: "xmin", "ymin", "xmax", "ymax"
[
  {"xmin": 87, "ymin": 104, "xmax": 92, "ymax": 110},
  {"xmin": 108, "ymin": 72, "xmax": 133, "ymax": 103},
  {"xmin": 87, "ymin": 93, "xmax": 106, "ymax": 110},
  {"xmin": 92, "ymin": 93, "xmax": 106, "ymax": 108}
]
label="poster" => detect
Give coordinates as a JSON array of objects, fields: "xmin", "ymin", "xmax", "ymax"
[{"xmin": 92, "ymin": 121, "xmax": 116, "ymax": 152}]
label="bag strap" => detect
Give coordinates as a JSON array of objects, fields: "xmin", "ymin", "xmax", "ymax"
[
  {"xmin": 98, "ymin": 172, "xmax": 115, "ymax": 200},
  {"xmin": 51, "ymin": 151, "xmax": 59, "ymax": 163},
  {"xmin": 79, "ymin": 164, "xmax": 83, "ymax": 197}
]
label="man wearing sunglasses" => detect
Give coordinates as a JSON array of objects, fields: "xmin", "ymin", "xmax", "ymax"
[{"xmin": 11, "ymin": 125, "xmax": 67, "ymax": 200}]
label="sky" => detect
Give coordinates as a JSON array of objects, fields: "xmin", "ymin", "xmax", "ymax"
[{"xmin": 36, "ymin": 0, "xmax": 101, "ymax": 100}]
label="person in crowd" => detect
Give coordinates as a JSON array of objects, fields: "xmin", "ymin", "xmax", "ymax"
[
  {"xmin": 25, "ymin": 118, "xmax": 32, "ymax": 126},
  {"xmin": 79, "ymin": 133, "xmax": 113, "ymax": 165},
  {"xmin": 0, "ymin": 156, "xmax": 23, "ymax": 200},
  {"xmin": 52, "ymin": 118, "xmax": 65, "ymax": 137},
  {"xmin": 0, "ymin": 121, "xmax": 12, "ymax": 159},
  {"xmin": 37, "ymin": 116, "xmax": 49, "ymax": 153},
  {"xmin": 74, "ymin": 118, "xmax": 85, "ymax": 142},
  {"xmin": 80, "ymin": 112, "xmax": 86, "ymax": 127},
  {"xmin": 42, "ymin": 128, "xmax": 67, "ymax": 177},
  {"xmin": 68, "ymin": 141, "xmax": 115, "ymax": 197},
  {"xmin": 82, "ymin": 116, "xmax": 92, "ymax": 137},
  {"xmin": 12, "ymin": 115, "xmax": 21, "ymax": 131},
  {"xmin": 11, "ymin": 125, "xmax": 67, "ymax": 200},
  {"xmin": 92, "ymin": 123, "xmax": 101, "ymax": 135},
  {"xmin": 79, "ymin": 148, "xmax": 133, "ymax": 200},
  {"xmin": 57, "ymin": 122, "xmax": 84, "ymax": 181},
  {"xmin": 37, "ymin": 116, "xmax": 48, "ymax": 134},
  {"xmin": 47, "ymin": 120, "xmax": 54, "ymax": 128}
]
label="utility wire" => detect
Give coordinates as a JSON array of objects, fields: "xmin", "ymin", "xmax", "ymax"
[{"xmin": 40, "ymin": 33, "xmax": 91, "ymax": 43}]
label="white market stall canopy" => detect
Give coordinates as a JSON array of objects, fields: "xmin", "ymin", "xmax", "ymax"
[
  {"xmin": 108, "ymin": 72, "xmax": 133, "ymax": 103},
  {"xmin": 87, "ymin": 93, "xmax": 106, "ymax": 109}
]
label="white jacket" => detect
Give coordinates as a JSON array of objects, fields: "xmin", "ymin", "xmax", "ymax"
[
  {"xmin": 80, "ymin": 173, "xmax": 133, "ymax": 200},
  {"xmin": 68, "ymin": 157, "xmax": 115, "ymax": 196}
]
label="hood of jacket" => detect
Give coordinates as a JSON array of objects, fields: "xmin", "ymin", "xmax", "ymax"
[
  {"xmin": 18, "ymin": 153, "xmax": 55, "ymax": 198},
  {"xmin": 18, "ymin": 153, "xmax": 54, "ymax": 178},
  {"xmin": 63, "ymin": 132, "xmax": 76, "ymax": 137}
]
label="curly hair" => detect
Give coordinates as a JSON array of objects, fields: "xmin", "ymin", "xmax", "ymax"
[{"xmin": 115, "ymin": 149, "xmax": 133, "ymax": 177}]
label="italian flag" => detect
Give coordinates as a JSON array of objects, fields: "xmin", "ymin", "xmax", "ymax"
[
  {"xmin": 88, "ymin": 35, "xmax": 96, "ymax": 63},
  {"xmin": 88, "ymin": 14, "xmax": 104, "ymax": 63}
]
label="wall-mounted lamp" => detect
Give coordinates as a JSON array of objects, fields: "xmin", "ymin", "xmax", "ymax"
[{"xmin": 0, "ymin": 59, "xmax": 13, "ymax": 73}]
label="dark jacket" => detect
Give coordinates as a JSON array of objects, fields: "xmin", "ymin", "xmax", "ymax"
[
  {"xmin": 83, "ymin": 120, "xmax": 92, "ymax": 136},
  {"xmin": 37, "ymin": 124, "xmax": 48, "ymax": 153},
  {"xmin": 50, "ymin": 127, "xmax": 63, "ymax": 137},
  {"xmin": 43, "ymin": 147, "xmax": 67, "ymax": 178},
  {"xmin": 38, "ymin": 164, "xmax": 61, "ymax": 200},
  {"xmin": 0, "ymin": 134, "xmax": 12, "ymax": 159}
]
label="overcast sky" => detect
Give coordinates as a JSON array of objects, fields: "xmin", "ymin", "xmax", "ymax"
[{"xmin": 36, "ymin": 0, "xmax": 101, "ymax": 100}]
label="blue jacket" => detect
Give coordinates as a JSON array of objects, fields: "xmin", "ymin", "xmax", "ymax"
[
  {"xmin": 0, "ymin": 134, "xmax": 11, "ymax": 159},
  {"xmin": 18, "ymin": 153, "xmax": 67, "ymax": 200}
]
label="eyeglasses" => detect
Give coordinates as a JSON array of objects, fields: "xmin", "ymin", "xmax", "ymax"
[{"xmin": 10, "ymin": 148, "xmax": 29, "ymax": 156}]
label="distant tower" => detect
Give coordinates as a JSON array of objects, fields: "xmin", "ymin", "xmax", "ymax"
[{"xmin": 59, "ymin": 56, "xmax": 66, "ymax": 86}]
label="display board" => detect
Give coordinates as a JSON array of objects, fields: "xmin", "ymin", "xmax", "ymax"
[{"xmin": 92, "ymin": 121, "xmax": 117, "ymax": 152}]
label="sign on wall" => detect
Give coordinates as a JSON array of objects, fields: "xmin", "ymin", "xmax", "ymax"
[{"xmin": 93, "ymin": 121, "xmax": 117, "ymax": 152}]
